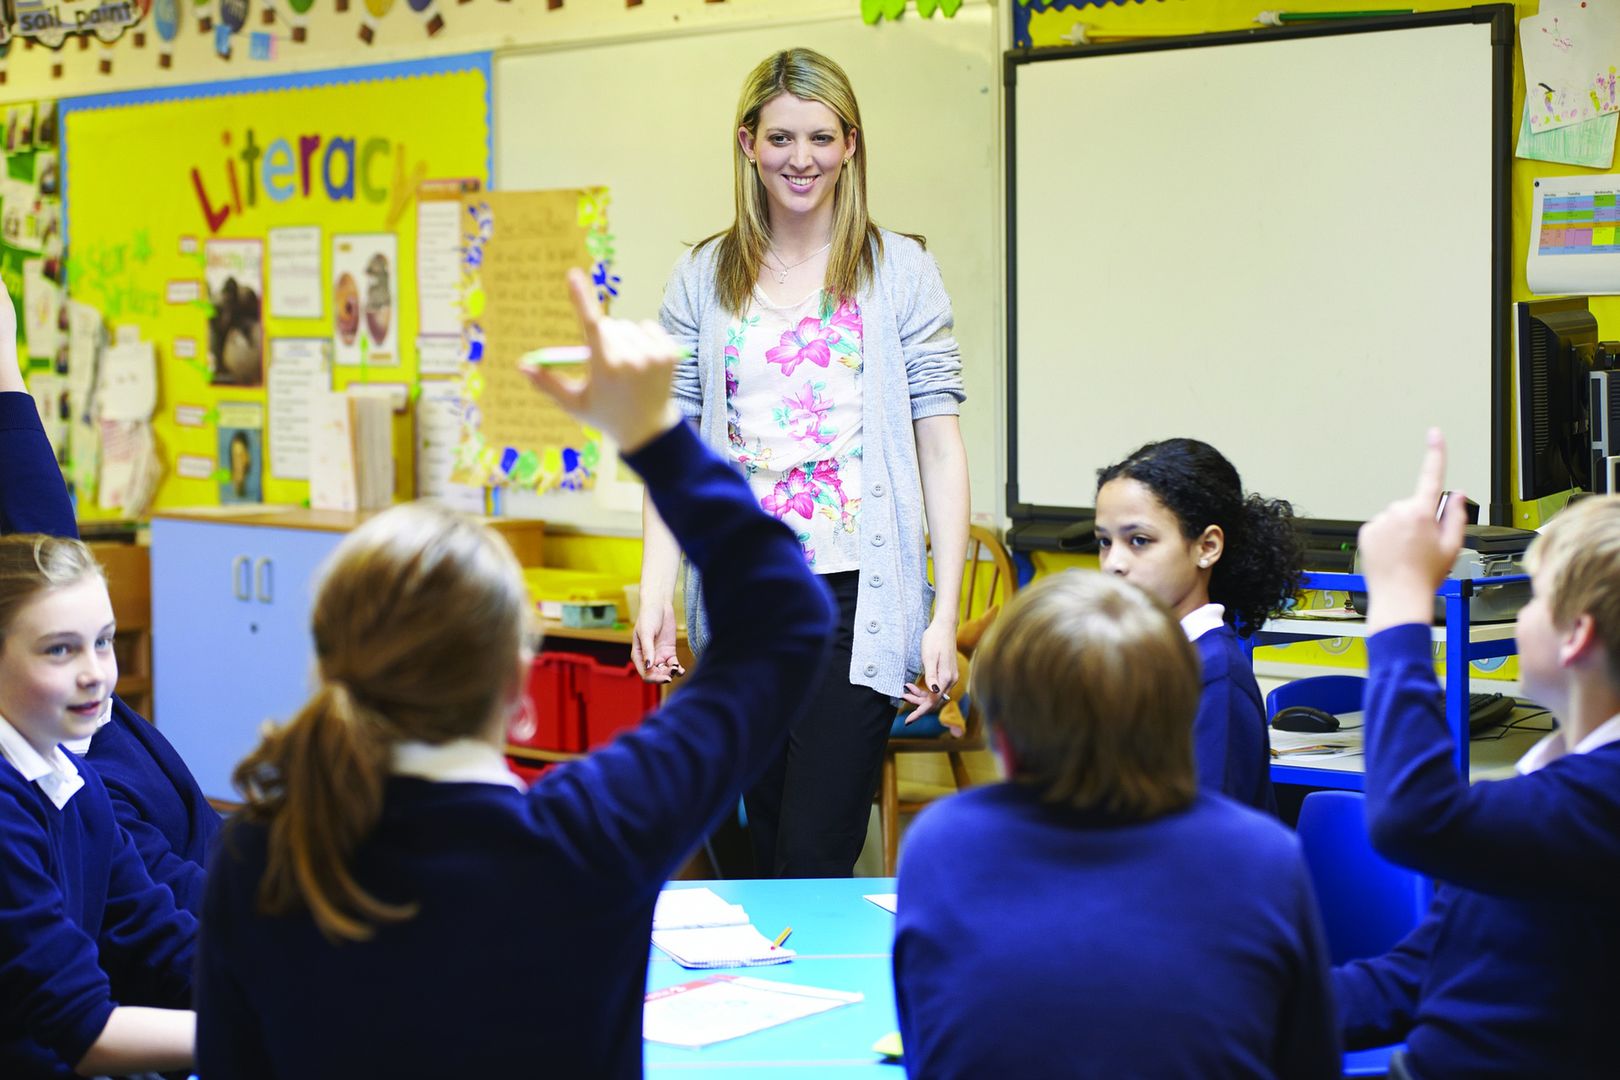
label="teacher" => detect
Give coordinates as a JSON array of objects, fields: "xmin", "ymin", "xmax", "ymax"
[{"xmin": 636, "ymin": 47, "xmax": 970, "ymax": 878}]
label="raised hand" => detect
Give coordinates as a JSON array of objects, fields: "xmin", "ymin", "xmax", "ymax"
[
  {"xmin": 519, "ymin": 268, "xmax": 681, "ymax": 454},
  {"xmin": 1358, "ymin": 428, "xmax": 1469, "ymax": 633}
]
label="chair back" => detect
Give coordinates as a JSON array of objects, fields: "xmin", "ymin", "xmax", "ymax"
[
  {"xmin": 1266, "ymin": 674, "xmax": 1365, "ymax": 719},
  {"xmin": 890, "ymin": 524, "xmax": 1017, "ymax": 741},
  {"xmin": 1295, "ymin": 790, "xmax": 1432, "ymax": 965}
]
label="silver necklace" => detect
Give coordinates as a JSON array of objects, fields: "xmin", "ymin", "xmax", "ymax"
[{"xmin": 766, "ymin": 241, "xmax": 831, "ymax": 284}]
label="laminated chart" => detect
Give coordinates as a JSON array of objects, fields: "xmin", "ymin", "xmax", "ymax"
[{"xmin": 1528, "ymin": 176, "xmax": 1620, "ymax": 295}]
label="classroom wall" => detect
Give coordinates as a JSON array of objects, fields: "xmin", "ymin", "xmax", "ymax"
[{"xmin": 0, "ymin": 0, "xmax": 867, "ymax": 102}]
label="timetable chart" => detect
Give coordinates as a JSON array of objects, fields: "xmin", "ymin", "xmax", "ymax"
[{"xmin": 1538, "ymin": 192, "xmax": 1620, "ymax": 255}]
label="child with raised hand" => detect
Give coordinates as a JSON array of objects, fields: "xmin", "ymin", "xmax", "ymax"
[
  {"xmin": 195, "ymin": 269, "xmax": 835, "ymax": 1079},
  {"xmin": 1095, "ymin": 438, "xmax": 1301, "ymax": 810},
  {"xmin": 894, "ymin": 570, "xmax": 1338, "ymax": 1079},
  {"xmin": 0, "ymin": 282, "xmax": 219, "ymax": 917},
  {"xmin": 1334, "ymin": 431, "xmax": 1620, "ymax": 1076},
  {"xmin": 0, "ymin": 535, "xmax": 197, "ymax": 1078}
]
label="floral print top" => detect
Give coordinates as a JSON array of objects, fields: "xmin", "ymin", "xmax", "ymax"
[{"xmin": 726, "ymin": 287, "xmax": 864, "ymax": 572}]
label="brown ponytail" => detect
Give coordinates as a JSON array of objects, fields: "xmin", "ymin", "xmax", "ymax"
[{"xmin": 232, "ymin": 503, "xmax": 532, "ymax": 943}]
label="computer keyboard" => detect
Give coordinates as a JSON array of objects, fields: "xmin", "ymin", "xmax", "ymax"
[{"xmin": 1467, "ymin": 692, "xmax": 1517, "ymax": 733}]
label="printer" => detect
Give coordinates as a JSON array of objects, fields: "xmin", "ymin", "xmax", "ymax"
[{"xmin": 1351, "ymin": 525, "xmax": 1536, "ymax": 623}]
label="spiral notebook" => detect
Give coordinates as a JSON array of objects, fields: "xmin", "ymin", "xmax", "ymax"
[{"xmin": 651, "ymin": 924, "xmax": 796, "ymax": 969}]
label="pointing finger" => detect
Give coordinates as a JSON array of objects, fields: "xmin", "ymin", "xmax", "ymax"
[{"xmin": 1414, "ymin": 427, "xmax": 1447, "ymax": 508}]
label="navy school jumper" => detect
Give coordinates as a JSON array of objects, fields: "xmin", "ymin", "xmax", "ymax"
[
  {"xmin": 1333, "ymin": 624, "xmax": 1620, "ymax": 1077},
  {"xmin": 196, "ymin": 422, "xmax": 836, "ymax": 1079},
  {"xmin": 0, "ymin": 391, "xmax": 220, "ymax": 915},
  {"xmin": 895, "ymin": 784, "xmax": 1339, "ymax": 1079},
  {"xmin": 0, "ymin": 750, "xmax": 197, "ymax": 1078},
  {"xmin": 1192, "ymin": 621, "xmax": 1277, "ymax": 813}
]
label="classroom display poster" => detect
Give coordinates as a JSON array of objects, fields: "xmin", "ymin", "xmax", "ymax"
[
  {"xmin": 205, "ymin": 238, "xmax": 264, "ymax": 386},
  {"xmin": 216, "ymin": 401, "xmax": 264, "ymax": 503},
  {"xmin": 451, "ymin": 187, "xmax": 611, "ymax": 494},
  {"xmin": 60, "ymin": 55, "xmax": 491, "ymax": 512},
  {"xmin": 331, "ymin": 233, "xmax": 398, "ymax": 366}
]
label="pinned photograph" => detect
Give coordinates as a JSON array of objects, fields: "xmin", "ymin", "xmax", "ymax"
[{"xmin": 205, "ymin": 238, "xmax": 266, "ymax": 386}]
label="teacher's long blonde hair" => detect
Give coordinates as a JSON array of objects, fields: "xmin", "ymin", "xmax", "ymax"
[{"xmin": 705, "ymin": 48, "xmax": 894, "ymax": 316}]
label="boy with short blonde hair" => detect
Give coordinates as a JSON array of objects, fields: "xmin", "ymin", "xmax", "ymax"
[{"xmin": 1336, "ymin": 435, "xmax": 1620, "ymax": 1077}]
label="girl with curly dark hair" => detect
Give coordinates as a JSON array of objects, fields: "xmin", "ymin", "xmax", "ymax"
[{"xmin": 1094, "ymin": 438, "xmax": 1302, "ymax": 811}]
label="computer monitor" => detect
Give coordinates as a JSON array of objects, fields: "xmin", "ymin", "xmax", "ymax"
[{"xmin": 1515, "ymin": 299, "xmax": 1598, "ymax": 502}]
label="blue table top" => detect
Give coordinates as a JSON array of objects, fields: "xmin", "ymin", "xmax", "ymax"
[
  {"xmin": 644, "ymin": 878, "xmax": 1397, "ymax": 1077},
  {"xmin": 646, "ymin": 878, "xmax": 901, "ymax": 1075}
]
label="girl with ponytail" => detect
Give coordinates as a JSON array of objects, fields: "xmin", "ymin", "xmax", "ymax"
[
  {"xmin": 196, "ymin": 270, "xmax": 835, "ymax": 1078},
  {"xmin": 1094, "ymin": 438, "xmax": 1302, "ymax": 811}
]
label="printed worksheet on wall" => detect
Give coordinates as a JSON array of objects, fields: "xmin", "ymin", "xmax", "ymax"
[{"xmin": 1528, "ymin": 174, "xmax": 1620, "ymax": 294}]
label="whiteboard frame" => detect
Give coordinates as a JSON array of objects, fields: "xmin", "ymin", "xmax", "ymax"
[{"xmin": 1003, "ymin": 6, "xmax": 1514, "ymax": 541}]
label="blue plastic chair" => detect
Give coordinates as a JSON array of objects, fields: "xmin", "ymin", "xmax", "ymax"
[
  {"xmin": 1295, "ymin": 790, "xmax": 1432, "ymax": 966},
  {"xmin": 1267, "ymin": 674, "xmax": 1366, "ymax": 719},
  {"xmin": 1297, "ymin": 792, "xmax": 1427, "ymax": 1078}
]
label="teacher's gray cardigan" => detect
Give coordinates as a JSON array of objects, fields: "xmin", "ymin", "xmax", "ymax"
[{"xmin": 660, "ymin": 229, "xmax": 966, "ymax": 699}]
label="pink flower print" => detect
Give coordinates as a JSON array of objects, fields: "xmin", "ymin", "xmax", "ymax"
[
  {"xmin": 783, "ymin": 382, "xmax": 834, "ymax": 447},
  {"xmin": 761, "ymin": 467, "xmax": 818, "ymax": 521},
  {"xmin": 811, "ymin": 458, "xmax": 847, "ymax": 504},
  {"xmin": 827, "ymin": 298, "xmax": 862, "ymax": 341},
  {"xmin": 766, "ymin": 317, "xmax": 840, "ymax": 377}
]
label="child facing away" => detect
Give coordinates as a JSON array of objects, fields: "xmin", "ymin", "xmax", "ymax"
[
  {"xmin": 0, "ymin": 535, "xmax": 197, "ymax": 1078},
  {"xmin": 1094, "ymin": 438, "xmax": 1302, "ymax": 810},
  {"xmin": 893, "ymin": 570, "xmax": 1339, "ymax": 1080},
  {"xmin": 195, "ymin": 270, "xmax": 836, "ymax": 1079},
  {"xmin": 0, "ymin": 303, "xmax": 220, "ymax": 916},
  {"xmin": 1333, "ymin": 432, "xmax": 1620, "ymax": 1077}
]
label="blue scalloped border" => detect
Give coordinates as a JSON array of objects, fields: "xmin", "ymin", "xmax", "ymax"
[{"xmin": 55, "ymin": 52, "xmax": 494, "ymax": 250}]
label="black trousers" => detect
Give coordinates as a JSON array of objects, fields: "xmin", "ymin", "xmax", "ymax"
[{"xmin": 744, "ymin": 570, "xmax": 897, "ymax": 878}]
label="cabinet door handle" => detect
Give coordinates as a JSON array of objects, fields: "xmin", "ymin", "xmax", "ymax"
[
  {"xmin": 254, "ymin": 557, "xmax": 274, "ymax": 604},
  {"xmin": 232, "ymin": 556, "xmax": 251, "ymax": 601}
]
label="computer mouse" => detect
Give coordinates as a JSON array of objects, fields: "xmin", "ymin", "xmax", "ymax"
[{"xmin": 1271, "ymin": 705, "xmax": 1340, "ymax": 733}]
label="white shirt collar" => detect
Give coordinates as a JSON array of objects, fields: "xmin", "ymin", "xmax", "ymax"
[
  {"xmin": 391, "ymin": 737, "xmax": 525, "ymax": 791},
  {"xmin": 60, "ymin": 702, "xmax": 114, "ymax": 758},
  {"xmin": 1180, "ymin": 602, "xmax": 1227, "ymax": 642},
  {"xmin": 1517, "ymin": 712, "xmax": 1620, "ymax": 774},
  {"xmin": 0, "ymin": 712, "xmax": 85, "ymax": 810}
]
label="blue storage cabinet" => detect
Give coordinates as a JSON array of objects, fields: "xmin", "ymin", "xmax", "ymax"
[{"xmin": 151, "ymin": 515, "xmax": 343, "ymax": 802}]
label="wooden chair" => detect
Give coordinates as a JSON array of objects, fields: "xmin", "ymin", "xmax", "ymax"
[
  {"xmin": 89, "ymin": 541, "xmax": 154, "ymax": 720},
  {"xmin": 877, "ymin": 524, "xmax": 1017, "ymax": 875}
]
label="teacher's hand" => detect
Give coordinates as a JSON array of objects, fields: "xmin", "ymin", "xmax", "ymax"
[
  {"xmin": 631, "ymin": 601, "xmax": 684, "ymax": 684},
  {"xmin": 900, "ymin": 620, "xmax": 960, "ymax": 726}
]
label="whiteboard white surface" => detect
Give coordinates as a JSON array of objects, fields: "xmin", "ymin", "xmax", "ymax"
[
  {"xmin": 1010, "ymin": 19, "xmax": 1502, "ymax": 523},
  {"xmin": 496, "ymin": 6, "xmax": 1001, "ymax": 530}
]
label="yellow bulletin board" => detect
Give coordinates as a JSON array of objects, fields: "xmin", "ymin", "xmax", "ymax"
[{"xmin": 59, "ymin": 53, "xmax": 491, "ymax": 515}]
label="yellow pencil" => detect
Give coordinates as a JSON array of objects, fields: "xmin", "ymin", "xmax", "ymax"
[{"xmin": 770, "ymin": 926, "xmax": 793, "ymax": 950}]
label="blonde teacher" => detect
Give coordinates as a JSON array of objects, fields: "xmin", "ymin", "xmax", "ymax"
[{"xmin": 637, "ymin": 47, "xmax": 970, "ymax": 877}]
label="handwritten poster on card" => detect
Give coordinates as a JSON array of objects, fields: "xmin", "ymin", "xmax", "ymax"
[{"xmin": 452, "ymin": 188, "xmax": 615, "ymax": 492}]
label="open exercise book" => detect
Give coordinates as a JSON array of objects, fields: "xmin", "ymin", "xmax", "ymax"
[
  {"xmin": 651, "ymin": 887, "xmax": 795, "ymax": 968},
  {"xmin": 644, "ymin": 976, "xmax": 864, "ymax": 1049}
]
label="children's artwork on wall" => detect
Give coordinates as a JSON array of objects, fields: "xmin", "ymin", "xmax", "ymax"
[
  {"xmin": 451, "ymin": 187, "xmax": 611, "ymax": 494},
  {"xmin": 61, "ymin": 54, "xmax": 492, "ymax": 513},
  {"xmin": 205, "ymin": 237, "xmax": 265, "ymax": 385},
  {"xmin": 216, "ymin": 401, "xmax": 264, "ymax": 503},
  {"xmin": 1523, "ymin": 0, "xmax": 1620, "ymax": 134},
  {"xmin": 34, "ymin": 101, "xmax": 57, "ymax": 148},
  {"xmin": 154, "ymin": 0, "xmax": 182, "ymax": 67},
  {"xmin": 5, "ymin": 104, "xmax": 34, "ymax": 152},
  {"xmin": 331, "ymin": 233, "xmax": 398, "ymax": 366},
  {"xmin": 36, "ymin": 151, "xmax": 59, "ymax": 197}
]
